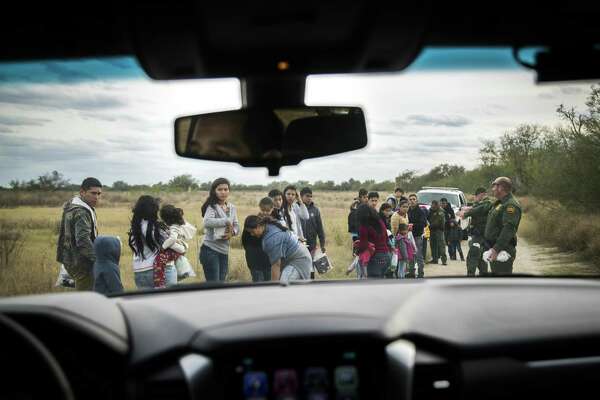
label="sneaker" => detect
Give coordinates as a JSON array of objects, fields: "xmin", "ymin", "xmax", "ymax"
[
  {"xmin": 442, "ymin": 262, "xmax": 448, "ymax": 266},
  {"xmin": 427, "ymin": 259, "xmax": 437, "ymax": 264}
]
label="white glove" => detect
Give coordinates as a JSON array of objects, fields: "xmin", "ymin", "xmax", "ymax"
[{"xmin": 482, "ymin": 249, "xmax": 511, "ymax": 262}]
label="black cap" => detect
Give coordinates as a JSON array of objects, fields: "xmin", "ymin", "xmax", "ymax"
[{"xmin": 475, "ymin": 187, "xmax": 486, "ymax": 195}]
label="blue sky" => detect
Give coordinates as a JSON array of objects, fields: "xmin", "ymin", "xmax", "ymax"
[{"xmin": 0, "ymin": 48, "xmax": 592, "ymax": 187}]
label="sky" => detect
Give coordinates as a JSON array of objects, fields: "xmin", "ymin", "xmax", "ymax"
[{"xmin": 0, "ymin": 48, "xmax": 593, "ymax": 187}]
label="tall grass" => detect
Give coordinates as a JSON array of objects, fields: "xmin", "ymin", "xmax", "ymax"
[{"xmin": 519, "ymin": 198, "xmax": 600, "ymax": 266}]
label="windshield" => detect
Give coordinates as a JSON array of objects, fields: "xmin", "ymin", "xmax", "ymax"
[
  {"xmin": 417, "ymin": 193, "xmax": 460, "ymax": 208},
  {"xmin": 1, "ymin": 48, "xmax": 599, "ymax": 297}
]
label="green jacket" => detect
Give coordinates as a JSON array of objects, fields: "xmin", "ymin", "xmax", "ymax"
[
  {"xmin": 484, "ymin": 193, "xmax": 521, "ymax": 252},
  {"xmin": 56, "ymin": 197, "xmax": 97, "ymax": 266},
  {"xmin": 464, "ymin": 196, "xmax": 492, "ymax": 236},
  {"xmin": 428, "ymin": 208, "xmax": 446, "ymax": 231}
]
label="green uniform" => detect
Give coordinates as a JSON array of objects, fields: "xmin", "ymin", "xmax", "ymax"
[
  {"xmin": 428, "ymin": 207, "xmax": 447, "ymax": 264},
  {"xmin": 484, "ymin": 193, "xmax": 522, "ymax": 275},
  {"xmin": 56, "ymin": 197, "xmax": 97, "ymax": 290},
  {"xmin": 464, "ymin": 196, "xmax": 492, "ymax": 276}
]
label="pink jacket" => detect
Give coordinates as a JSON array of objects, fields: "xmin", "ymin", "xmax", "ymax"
[{"xmin": 354, "ymin": 240, "xmax": 375, "ymax": 266}]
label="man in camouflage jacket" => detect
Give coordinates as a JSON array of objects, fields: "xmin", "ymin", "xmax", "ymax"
[{"xmin": 56, "ymin": 177, "xmax": 102, "ymax": 290}]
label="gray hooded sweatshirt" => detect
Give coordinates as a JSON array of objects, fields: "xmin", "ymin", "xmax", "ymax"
[{"xmin": 93, "ymin": 236, "xmax": 124, "ymax": 295}]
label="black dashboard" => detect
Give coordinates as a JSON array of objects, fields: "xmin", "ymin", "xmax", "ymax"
[{"xmin": 2, "ymin": 278, "xmax": 600, "ymax": 400}]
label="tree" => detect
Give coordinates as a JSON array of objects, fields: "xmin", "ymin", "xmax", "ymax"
[
  {"xmin": 34, "ymin": 171, "xmax": 70, "ymax": 191},
  {"xmin": 167, "ymin": 174, "xmax": 199, "ymax": 191},
  {"xmin": 112, "ymin": 180, "xmax": 130, "ymax": 191}
]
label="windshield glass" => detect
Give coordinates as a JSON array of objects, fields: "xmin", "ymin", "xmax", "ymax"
[
  {"xmin": 417, "ymin": 193, "xmax": 460, "ymax": 208},
  {"xmin": 1, "ymin": 48, "xmax": 599, "ymax": 296}
]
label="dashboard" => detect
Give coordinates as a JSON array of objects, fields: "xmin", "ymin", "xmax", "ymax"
[{"xmin": 2, "ymin": 278, "xmax": 600, "ymax": 400}]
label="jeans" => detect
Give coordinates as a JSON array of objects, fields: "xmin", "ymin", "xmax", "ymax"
[
  {"xmin": 134, "ymin": 265, "xmax": 177, "ymax": 290},
  {"xmin": 397, "ymin": 260, "xmax": 407, "ymax": 279},
  {"xmin": 367, "ymin": 252, "xmax": 390, "ymax": 279},
  {"xmin": 280, "ymin": 265, "xmax": 302, "ymax": 282},
  {"xmin": 134, "ymin": 269, "xmax": 154, "ymax": 290},
  {"xmin": 250, "ymin": 266, "xmax": 272, "ymax": 282},
  {"xmin": 448, "ymin": 240, "xmax": 464, "ymax": 260},
  {"xmin": 200, "ymin": 244, "xmax": 229, "ymax": 282},
  {"xmin": 408, "ymin": 236, "xmax": 425, "ymax": 278}
]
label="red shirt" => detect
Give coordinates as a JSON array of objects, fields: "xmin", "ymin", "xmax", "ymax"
[{"xmin": 358, "ymin": 220, "xmax": 389, "ymax": 253}]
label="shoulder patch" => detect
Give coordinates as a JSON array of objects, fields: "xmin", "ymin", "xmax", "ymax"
[
  {"xmin": 495, "ymin": 204, "xmax": 502, "ymax": 211},
  {"xmin": 506, "ymin": 205, "xmax": 516, "ymax": 214}
]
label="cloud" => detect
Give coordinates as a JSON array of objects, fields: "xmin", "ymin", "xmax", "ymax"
[
  {"xmin": 0, "ymin": 86, "xmax": 126, "ymax": 110},
  {"xmin": 391, "ymin": 114, "xmax": 472, "ymax": 128},
  {"xmin": 0, "ymin": 115, "xmax": 51, "ymax": 127},
  {"xmin": 560, "ymin": 86, "xmax": 584, "ymax": 95},
  {"xmin": 0, "ymin": 133, "xmax": 100, "ymax": 163}
]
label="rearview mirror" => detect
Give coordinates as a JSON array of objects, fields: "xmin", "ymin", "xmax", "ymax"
[{"xmin": 174, "ymin": 106, "xmax": 367, "ymax": 175}]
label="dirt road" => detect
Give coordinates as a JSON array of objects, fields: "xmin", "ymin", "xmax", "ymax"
[{"xmin": 423, "ymin": 237, "xmax": 599, "ymax": 277}]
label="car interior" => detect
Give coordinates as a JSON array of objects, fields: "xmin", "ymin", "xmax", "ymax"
[{"xmin": 2, "ymin": 2, "xmax": 600, "ymax": 399}]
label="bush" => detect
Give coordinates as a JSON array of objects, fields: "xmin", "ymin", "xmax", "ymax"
[{"xmin": 0, "ymin": 223, "xmax": 25, "ymax": 269}]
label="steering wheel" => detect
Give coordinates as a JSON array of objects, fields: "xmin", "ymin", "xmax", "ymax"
[{"xmin": 0, "ymin": 314, "xmax": 74, "ymax": 400}]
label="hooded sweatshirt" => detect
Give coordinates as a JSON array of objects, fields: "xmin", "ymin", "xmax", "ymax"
[
  {"xmin": 57, "ymin": 195, "xmax": 98, "ymax": 266},
  {"xmin": 93, "ymin": 236, "xmax": 123, "ymax": 295}
]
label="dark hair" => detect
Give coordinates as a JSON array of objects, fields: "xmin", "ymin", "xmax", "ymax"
[
  {"xmin": 300, "ymin": 187, "xmax": 312, "ymax": 196},
  {"xmin": 358, "ymin": 188, "xmax": 368, "ymax": 197},
  {"xmin": 128, "ymin": 195, "xmax": 165, "ymax": 258},
  {"xmin": 268, "ymin": 189, "xmax": 283, "ymax": 199},
  {"xmin": 244, "ymin": 215, "xmax": 289, "ymax": 233},
  {"xmin": 160, "ymin": 204, "xmax": 185, "ymax": 226},
  {"xmin": 81, "ymin": 177, "xmax": 102, "ymax": 190},
  {"xmin": 281, "ymin": 185, "xmax": 297, "ymax": 228},
  {"xmin": 431, "ymin": 200, "xmax": 440, "ymax": 207},
  {"xmin": 475, "ymin": 187, "xmax": 487, "ymax": 195},
  {"xmin": 398, "ymin": 200, "xmax": 409, "ymax": 208},
  {"xmin": 357, "ymin": 203, "xmax": 383, "ymax": 232},
  {"xmin": 379, "ymin": 203, "xmax": 392, "ymax": 212},
  {"xmin": 379, "ymin": 203, "xmax": 392, "ymax": 222},
  {"xmin": 201, "ymin": 178, "xmax": 230, "ymax": 217},
  {"xmin": 440, "ymin": 197, "xmax": 448, "ymax": 202},
  {"xmin": 259, "ymin": 197, "xmax": 274, "ymax": 209},
  {"xmin": 395, "ymin": 188, "xmax": 404, "ymax": 193},
  {"xmin": 397, "ymin": 223, "xmax": 409, "ymax": 233},
  {"xmin": 367, "ymin": 191, "xmax": 379, "ymax": 200},
  {"xmin": 408, "ymin": 193, "xmax": 417, "ymax": 199}
]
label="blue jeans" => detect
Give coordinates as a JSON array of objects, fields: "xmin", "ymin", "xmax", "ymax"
[
  {"xmin": 134, "ymin": 265, "xmax": 178, "ymax": 290},
  {"xmin": 397, "ymin": 260, "xmax": 407, "ymax": 279},
  {"xmin": 367, "ymin": 252, "xmax": 390, "ymax": 279},
  {"xmin": 134, "ymin": 269, "xmax": 154, "ymax": 290},
  {"xmin": 200, "ymin": 245, "xmax": 229, "ymax": 282}
]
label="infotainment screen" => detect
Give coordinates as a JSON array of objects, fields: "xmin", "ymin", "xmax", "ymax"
[{"xmin": 223, "ymin": 347, "xmax": 370, "ymax": 400}]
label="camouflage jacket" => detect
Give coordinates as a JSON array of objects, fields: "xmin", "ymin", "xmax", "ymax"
[
  {"xmin": 56, "ymin": 197, "xmax": 97, "ymax": 266},
  {"xmin": 427, "ymin": 208, "xmax": 446, "ymax": 231},
  {"xmin": 464, "ymin": 196, "xmax": 492, "ymax": 236},
  {"xmin": 484, "ymin": 193, "xmax": 521, "ymax": 252}
]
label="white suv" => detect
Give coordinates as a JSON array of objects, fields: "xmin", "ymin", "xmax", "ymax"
[{"xmin": 416, "ymin": 187, "xmax": 470, "ymax": 234}]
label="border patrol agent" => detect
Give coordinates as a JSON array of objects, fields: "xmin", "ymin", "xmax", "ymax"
[
  {"xmin": 484, "ymin": 177, "xmax": 521, "ymax": 275},
  {"xmin": 462, "ymin": 187, "xmax": 492, "ymax": 276}
]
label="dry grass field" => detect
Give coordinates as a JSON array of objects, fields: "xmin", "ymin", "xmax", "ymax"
[
  {"xmin": 1, "ymin": 190, "xmax": 598, "ymax": 297},
  {"xmin": 0, "ymin": 191, "xmax": 360, "ymax": 296}
]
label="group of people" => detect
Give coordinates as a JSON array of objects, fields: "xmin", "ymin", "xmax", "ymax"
[
  {"xmin": 345, "ymin": 178, "xmax": 522, "ymax": 279},
  {"xmin": 55, "ymin": 175, "xmax": 521, "ymax": 294},
  {"xmin": 55, "ymin": 177, "xmax": 327, "ymax": 294}
]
